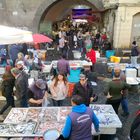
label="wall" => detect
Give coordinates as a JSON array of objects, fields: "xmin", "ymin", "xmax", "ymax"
[{"xmin": 113, "ymin": 6, "xmax": 140, "ymax": 48}]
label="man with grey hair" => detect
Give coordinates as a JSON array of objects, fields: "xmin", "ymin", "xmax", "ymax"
[{"xmin": 11, "ymin": 68, "xmax": 28, "ymax": 107}]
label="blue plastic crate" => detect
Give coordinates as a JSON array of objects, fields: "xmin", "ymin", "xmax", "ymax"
[{"xmin": 106, "ymin": 50, "xmax": 115, "ymax": 59}]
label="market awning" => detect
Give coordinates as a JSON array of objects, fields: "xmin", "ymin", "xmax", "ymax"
[{"xmin": 0, "ymin": 25, "xmax": 33, "ymax": 45}]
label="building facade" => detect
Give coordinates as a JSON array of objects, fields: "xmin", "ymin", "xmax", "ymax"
[{"xmin": 0, "ymin": 0, "xmax": 140, "ymax": 48}]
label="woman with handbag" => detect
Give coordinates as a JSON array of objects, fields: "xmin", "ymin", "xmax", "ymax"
[{"xmin": 0, "ymin": 68, "xmax": 15, "ymax": 121}]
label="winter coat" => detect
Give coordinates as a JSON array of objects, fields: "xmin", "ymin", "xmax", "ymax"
[{"xmin": 73, "ymin": 82, "xmax": 94, "ymax": 106}]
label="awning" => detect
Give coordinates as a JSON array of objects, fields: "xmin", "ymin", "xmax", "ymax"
[{"xmin": 0, "ymin": 25, "xmax": 33, "ymax": 45}]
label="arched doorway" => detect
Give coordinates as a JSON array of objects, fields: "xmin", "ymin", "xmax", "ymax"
[
  {"xmin": 32, "ymin": 0, "xmax": 104, "ymax": 33},
  {"xmin": 131, "ymin": 12, "xmax": 140, "ymax": 46}
]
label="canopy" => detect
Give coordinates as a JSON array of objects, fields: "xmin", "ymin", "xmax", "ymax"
[
  {"xmin": 33, "ymin": 33, "xmax": 53, "ymax": 44},
  {"xmin": 0, "ymin": 25, "xmax": 33, "ymax": 45}
]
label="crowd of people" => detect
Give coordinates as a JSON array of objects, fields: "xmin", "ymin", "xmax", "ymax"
[
  {"xmin": 54, "ymin": 27, "xmax": 112, "ymax": 59},
  {"xmin": 0, "ymin": 28, "xmax": 139, "ymax": 140}
]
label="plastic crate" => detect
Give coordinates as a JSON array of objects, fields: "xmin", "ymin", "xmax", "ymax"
[{"xmin": 106, "ymin": 50, "xmax": 115, "ymax": 59}]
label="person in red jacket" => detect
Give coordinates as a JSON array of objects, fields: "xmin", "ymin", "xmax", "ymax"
[{"xmin": 85, "ymin": 45, "xmax": 96, "ymax": 71}]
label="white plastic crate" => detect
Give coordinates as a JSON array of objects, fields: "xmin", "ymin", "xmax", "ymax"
[
  {"xmin": 125, "ymin": 68, "xmax": 137, "ymax": 78},
  {"xmin": 0, "ymin": 67, "xmax": 5, "ymax": 75},
  {"xmin": 42, "ymin": 64, "xmax": 52, "ymax": 73}
]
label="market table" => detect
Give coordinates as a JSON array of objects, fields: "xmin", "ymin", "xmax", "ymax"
[
  {"xmin": 51, "ymin": 60, "xmax": 92, "ymax": 69},
  {"xmin": 0, "ymin": 105, "xmax": 122, "ymax": 138},
  {"xmin": 122, "ymin": 50, "xmax": 131, "ymax": 56}
]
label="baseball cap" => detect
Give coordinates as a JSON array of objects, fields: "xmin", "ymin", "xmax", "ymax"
[{"xmin": 35, "ymin": 79, "xmax": 46, "ymax": 90}]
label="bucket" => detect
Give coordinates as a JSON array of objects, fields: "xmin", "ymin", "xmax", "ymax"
[
  {"xmin": 114, "ymin": 57, "xmax": 121, "ymax": 63},
  {"xmin": 110, "ymin": 56, "xmax": 115, "ymax": 62},
  {"xmin": 106, "ymin": 50, "xmax": 115, "ymax": 59}
]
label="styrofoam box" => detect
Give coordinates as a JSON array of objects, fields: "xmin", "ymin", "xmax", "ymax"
[
  {"xmin": 125, "ymin": 68, "xmax": 137, "ymax": 78},
  {"xmin": 42, "ymin": 65, "xmax": 52, "ymax": 73},
  {"xmin": 0, "ymin": 67, "xmax": 5, "ymax": 75}
]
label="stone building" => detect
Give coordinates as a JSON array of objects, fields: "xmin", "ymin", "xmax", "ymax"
[{"xmin": 0, "ymin": 0, "xmax": 140, "ymax": 48}]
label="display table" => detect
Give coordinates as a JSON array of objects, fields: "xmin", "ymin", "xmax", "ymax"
[
  {"xmin": 90, "ymin": 104, "xmax": 122, "ymax": 134},
  {"xmin": 52, "ymin": 60, "xmax": 92, "ymax": 69},
  {"xmin": 122, "ymin": 50, "xmax": 131, "ymax": 56},
  {"xmin": 0, "ymin": 105, "xmax": 122, "ymax": 138}
]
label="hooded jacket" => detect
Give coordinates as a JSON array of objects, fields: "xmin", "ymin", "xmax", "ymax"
[{"xmin": 62, "ymin": 104, "xmax": 99, "ymax": 140}]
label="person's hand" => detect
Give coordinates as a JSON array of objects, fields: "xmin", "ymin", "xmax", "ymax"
[
  {"xmin": 106, "ymin": 94, "xmax": 112, "ymax": 99},
  {"xmin": 121, "ymin": 90, "xmax": 124, "ymax": 95},
  {"xmin": 90, "ymin": 97, "xmax": 94, "ymax": 102},
  {"xmin": 36, "ymin": 99, "xmax": 43, "ymax": 104}
]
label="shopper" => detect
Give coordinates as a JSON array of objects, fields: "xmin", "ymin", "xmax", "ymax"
[
  {"xmin": 28, "ymin": 79, "xmax": 49, "ymax": 107},
  {"xmin": 11, "ymin": 68, "xmax": 28, "ymax": 107},
  {"xmin": 50, "ymin": 73, "xmax": 68, "ymax": 106},
  {"xmin": 104, "ymin": 67, "xmax": 129, "ymax": 114},
  {"xmin": 73, "ymin": 74, "xmax": 95, "ymax": 106},
  {"xmin": 131, "ymin": 41, "xmax": 139, "ymax": 66},
  {"xmin": 0, "ymin": 68, "xmax": 15, "ymax": 121}
]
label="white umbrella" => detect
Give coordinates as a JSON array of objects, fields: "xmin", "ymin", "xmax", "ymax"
[{"xmin": 0, "ymin": 25, "xmax": 33, "ymax": 45}]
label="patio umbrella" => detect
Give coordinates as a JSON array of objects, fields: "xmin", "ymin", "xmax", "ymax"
[
  {"xmin": 33, "ymin": 33, "xmax": 53, "ymax": 44},
  {"xmin": 0, "ymin": 25, "xmax": 33, "ymax": 45}
]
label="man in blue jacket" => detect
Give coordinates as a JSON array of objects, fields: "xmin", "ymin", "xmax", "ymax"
[{"xmin": 58, "ymin": 95, "xmax": 99, "ymax": 140}]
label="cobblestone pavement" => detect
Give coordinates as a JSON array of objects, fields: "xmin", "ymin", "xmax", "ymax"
[
  {"xmin": 1, "ymin": 80, "xmax": 139, "ymax": 140},
  {"xmin": 0, "ymin": 49, "xmax": 140, "ymax": 140}
]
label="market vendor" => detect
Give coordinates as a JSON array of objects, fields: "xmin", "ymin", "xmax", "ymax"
[
  {"xmin": 27, "ymin": 79, "xmax": 49, "ymax": 107},
  {"xmin": 85, "ymin": 45, "xmax": 96, "ymax": 71},
  {"xmin": 57, "ymin": 95, "xmax": 99, "ymax": 140}
]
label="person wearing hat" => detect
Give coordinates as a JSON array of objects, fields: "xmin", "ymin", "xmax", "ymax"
[
  {"xmin": 57, "ymin": 53, "xmax": 70, "ymax": 76},
  {"xmin": 11, "ymin": 67, "xmax": 28, "ymax": 107},
  {"xmin": 27, "ymin": 79, "xmax": 48, "ymax": 107},
  {"xmin": 73, "ymin": 74, "xmax": 95, "ymax": 106},
  {"xmin": 129, "ymin": 109, "xmax": 140, "ymax": 140},
  {"xmin": 85, "ymin": 45, "xmax": 96, "ymax": 71}
]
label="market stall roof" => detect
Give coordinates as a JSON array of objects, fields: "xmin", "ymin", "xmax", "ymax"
[
  {"xmin": 33, "ymin": 33, "xmax": 53, "ymax": 44},
  {"xmin": 0, "ymin": 25, "xmax": 33, "ymax": 45}
]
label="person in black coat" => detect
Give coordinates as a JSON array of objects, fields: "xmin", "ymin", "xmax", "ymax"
[
  {"xmin": 11, "ymin": 68, "xmax": 28, "ymax": 107},
  {"xmin": 130, "ymin": 110, "xmax": 140, "ymax": 140},
  {"xmin": 0, "ymin": 69, "xmax": 15, "ymax": 120},
  {"xmin": 73, "ymin": 74, "xmax": 95, "ymax": 106}
]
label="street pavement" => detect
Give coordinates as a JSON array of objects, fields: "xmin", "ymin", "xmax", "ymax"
[
  {"xmin": 0, "ymin": 79, "xmax": 139, "ymax": 140},
  {"xmin": 0, "ymin": 49, "xmax": 140, "ymax": 140}
]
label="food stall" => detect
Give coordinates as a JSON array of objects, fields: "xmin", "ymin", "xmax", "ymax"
[{"xmin": 0, "ymin": 105, "xmax": 122, "ymax": 139}]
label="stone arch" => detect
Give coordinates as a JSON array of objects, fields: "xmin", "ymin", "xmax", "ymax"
[{"xmin": 31, "ymin": 0, "xmax": 104, "ymax": 32}]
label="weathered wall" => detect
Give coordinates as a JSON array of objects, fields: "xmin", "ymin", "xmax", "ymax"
[
  {"xmin": 0, "ymin": 0, "xmax": 103, "ymax": 32},
  {"xmin": 113, "ymin": 5, "xmax": 140, "ymax": 48}
]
